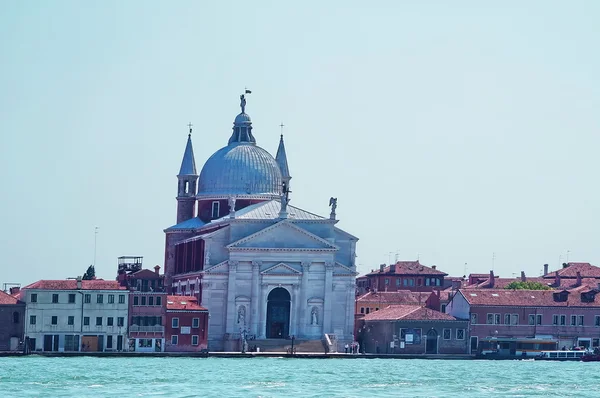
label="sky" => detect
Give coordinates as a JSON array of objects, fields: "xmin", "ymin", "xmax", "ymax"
[{"xmin": 1, "ymin": 1, "xmax": 599, "ymax": 286}]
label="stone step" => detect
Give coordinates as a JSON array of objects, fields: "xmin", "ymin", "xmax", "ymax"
[{"xmin": 250, "ymin": 339, "xmax": 325, "ymax": 353}]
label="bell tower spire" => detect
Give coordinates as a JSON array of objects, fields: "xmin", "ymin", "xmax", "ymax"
[
  {"xmin": 276, "ymin": 123, "xmax": 291, "ymax": 188},
  {"xmin": 176, "ymin": 123, "xmax": 198, "ymax": 223}
]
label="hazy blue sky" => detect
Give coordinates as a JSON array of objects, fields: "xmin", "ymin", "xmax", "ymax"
[{"xmin": 1, "ymin": 1, "xmax": 599, "ymax": 286}]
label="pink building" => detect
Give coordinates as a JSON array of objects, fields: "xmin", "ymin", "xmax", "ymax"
[
  {"xmin": 165, "ymin": 295, "xmax": 208, "ymax": 352},
  {"xmin": 357, "ymin": 261, "xmax": 447, "ymax": 294},
  {"xmin": 448, "ymin": 288, "xmax": 600, "ymax": 354}
]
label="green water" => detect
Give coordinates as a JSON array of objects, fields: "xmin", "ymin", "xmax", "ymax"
[{"xmin": 0, "ymin": 357, "xmax": 596, "ymax": 397}]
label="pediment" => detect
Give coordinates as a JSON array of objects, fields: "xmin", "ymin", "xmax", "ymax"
[
  {"xmin": 334, "ymin": 262, "xmax": 358, "ymax": 276},
  {"xmin": 203, "ymin": 260, "xmax": 229, "ymax": 273},
  {"xmin": 227, "ymin": 221, "xmax": 339, "ymax": 251},
  {"xmin": 261, "ymin": 263, "xmax": 301, "ymax": 275}
]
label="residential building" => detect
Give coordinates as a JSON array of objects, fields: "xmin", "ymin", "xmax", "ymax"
[
  {"xmin": 357, "ymin": 261, "xmax": 447, "ymax": 294},
  {"xmin": 163, "ymin": 94, "xmax": 359, "ymax": 351},
  {"xmin": 448, "ymin": 288, "xmax": 600, "ymax": 354},
  {"xmin": 356, "ymin": 305, "xmax": 469, "ymax": 354},
  {"xmin": 0, "ymin": 288, "xmax": 25, "ymax": 351},
  {"xmin": 22, "ymin": 279, "xmax": 128, "ymax": 352},
  {"xmin": 117, "ymin": 256, "xmax": 167, "ymax": 352},
  {"xmin": 165, "ymin": 295, "xmax": 208, "ymax": 352}
]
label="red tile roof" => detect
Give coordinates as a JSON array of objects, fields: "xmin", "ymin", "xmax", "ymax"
[
  {"xmin": 458, "ymin": 288, "xmax": 600, "ymax": 307},
  {"xmin": 464, "ymin": 277, "xmax": 548, "ymax": 289},
  {"xmin": 356, "ymin": 290, "xmax": 433, "ymax": 305},
  {"xmin": 363, "ymin": 305, "xmax": 456, "ymax": 321},
  {"xmin": 365, "ymin": 261, "xmax": 447, "ymax": 276},
  {"xmin": 166, "ymin": 295, "xmax": 207, "ymax": 311},
  {"xmin": 0, "ymin": 290, "xmax": 23, "ymax": 305},
  {"xmin": 544, "ymin": 263, "xmax": 600, "ymax": 278},
  {"xmin": 22, "ymin": 280, "xmax": 126, "ymax": 290}
]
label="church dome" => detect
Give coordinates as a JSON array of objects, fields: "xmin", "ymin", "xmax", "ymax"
[{"xmin": 197, "ymin": 94, "xmax": 283, "ymax": 199}]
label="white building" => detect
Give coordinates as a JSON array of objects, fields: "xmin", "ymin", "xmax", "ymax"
[
  {"xmin": 22, "ymin": 279, "xmax": 129, "ymax": 352},
  {"xmin": 164, "ymin": 94, "xmax": 359, "ymax": 351}
]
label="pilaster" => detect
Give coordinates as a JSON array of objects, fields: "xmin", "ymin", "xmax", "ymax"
[
  {"xmin": 226, "ymin": 260, "xmax": 238, "ymax": 334},
  {"xmin": 323, "ymin": 262, "xmax": 334, "ymax": 333},
  {"xmin": 251, "ymin": 260, "xmax": 261, "ymax": 337}
]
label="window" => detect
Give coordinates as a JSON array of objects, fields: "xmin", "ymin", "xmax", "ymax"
[
  {"xmin": 29, "ymin": 315, "xmax": 36, "ymax": 325},
  {"xmin": 192, "ymin": 335, "xmax": 199, "ymax": 346},
  {"xmin": 504, "ymin": 314, "xmax": 510, "ymax": 325},
  {"xmin": 171, "ymin": 335, "xmax": 178, "ymax": 345},
  {"xmin": 578, "ymin": 315, "xmax": 584, "ymax": 326},
  {"xmin": 108, "ymin": 294, "xmax": 114, "ymax": 304},
  {"xmin": 425, "ymin": 278, "xmax": 431, "ymax": 286},
  {"xmin": 192, "ymin": 318, "xmax": 199, "ymax": 328},
  {"xmin": 375, "ymin": 307, "xmax": 379, "ymax": 311},
  {"xmin": 560, "ymin": 315, "xmax": 566, "ymax": 326},
  {"xmin": 96, "ymin": 317, "xmax": 102, "ymax": 326},
  {"xmin": 106, "ymin": 336, "xmax": 113, "ymax": 349},
  {"xmin": 456, "ymin": 329, "xmax": 465, "ymax": 340},
  {"xmin": 31, "ymin": 293, "xmax": 37, "ymax": 303},
  {"xmin": 107, "ymin": 317, "xmax": 114, "ymax": 326},
  {"xmin": 471, "ymin": 313, "xmax": 477, "ymax": 324},
  {"xmin": 409, "ymin": 278, "xmax": 414, "ymax": 287},
  {"xmin": 396, "ymin": 278, "xmax": 401, "ymax": 286},
  {"xmin": 553, "ymin": 315, "xmax": 559, "ymax": 325},
  {"xmin": 117, "ymin": 317, "xmax": 124, "ymax": 327},
  {"xmin": 211, "ymin": 201, "xmax": 220, "ymax": 219},
  {"xmin": 385, "ymin": 278, "xmax": 389, "ymax": 286},
  {"xmin": 441, "ymin": 304, "xmax": 447, "ymax": 313},
  {"xmin": 487, "ymin": 314, "xmax": 494, "ymax": 324},
  {"xmin": 83, "ymin": 317, "xmax": 90, "ymax": 326},
  {"xmin": 536, "ymin": 314, "xmax": 542, "ymax": 325},
  {"xmin": 360, "ymin": 307, "xmax": 365, "ymax": 314},
  {"xmin": 571, "ymin": 315, "xmax": 577, "ymax": 326},
  {"xmin": 68, "ymin": 294, "xmax": 76, "ymax": 304},
  {"xmin": 68, "ymin": 316, "xmax": 74, "ymax": 325},
  {"xmin": 403, "ymin": 279, "xmax": 408, "ymax": 286},
  {"xmin": 494, "ymin": 314, "xmax": 501, "ymax": 325},
  {"xmin": 436, "ymin": 279, "xmax": 441, "ymax": 286},
  {"xmin": 119, "ymin": 294, "xmax": 125, "ymax": 304},
  {"xmin": 141, "ymin": 296, "xmax": 147, "ymax": 306},
  {"xmin": 511, "ymin": 314, "xmax": 519, "ymax": 325},
  {"xmin": 84, "ymin": 294, "xmax": 91, "ymax": 304},
  {"xmin": 528, "ymin": 314, "xmax": 535, "ymax": 325},
  {"xmin": 149, "ymin": 296, "xmax": 154, "ymax": 306},
  {"xmin": 595, "ymin": 316, "xmax": 600, "ymax": 327},
  {"xmin": 156, "ymin": 297, "xmax": 162, "ymax": 306},
  {"xmin": 365, "ymin": 308, "xmax": 370, "ymax": 314},
  {"xmin": 133, "ymin": 296, "xmax": 139, "ymax": 306},
  {"xmin": 443, "ymin": 329, "xmax": 451, "ymax": 340},
  {"xmin": 13, "ymin": 312, "xmax": 19, "ymax": 324},
  {"xmin": 52, "ymin": 294, "xmax": 59, "ymax": 303},
  {"xmin": 51, "ymin": 316, "xmax": 58, "ymax": 325},
  {"xmin": 172, "ymin": 318, "xmax": 179, "ymax": 328},
  {"xmin": 97, "ymin": 294, "xmax": 103, "ymax": 304}
]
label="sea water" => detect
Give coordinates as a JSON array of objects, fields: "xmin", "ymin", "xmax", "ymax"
[{"xmin": 0, "ymin": 357, "xmax": 596, "ymax": 397}]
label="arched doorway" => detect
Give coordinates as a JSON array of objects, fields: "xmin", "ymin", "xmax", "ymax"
[
  {"xmin": 426, "ymin": 329, "xmax": 438, "ymax": 354},
  {"xmin": 266, "ymin": 287, "xmax": 290, "ymax": 339}
]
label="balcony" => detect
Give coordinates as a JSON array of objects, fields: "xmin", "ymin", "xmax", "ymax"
[{"xmin": 130, "ymin": 325, "xmax": 164, "ymax": 333}]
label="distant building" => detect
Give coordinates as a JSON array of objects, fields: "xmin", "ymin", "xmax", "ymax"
[
  {"xmin": 448, "ymin": 288, "xmax": 600, "ymax": 353},
  {"xmin": 117, "ymin": 256, "xmax": 167, "ymax": 352},
  {"xmin": 357, "ymin": 261, "xmax": 447, "ymax": 294},
  {"xmin": 165, "ymin": 295, "xmax": 208, "ymax": 352},
  {"xmin": 22, "ymin": 279, "xmax": 128, "ymax": 352},
  {"xmin": 0, "ymin": 288, "xmax": 25, "ymax": 351},
  {"xmin": 357, "ymin": 305, "xmax": 469, "ymax": 354}
]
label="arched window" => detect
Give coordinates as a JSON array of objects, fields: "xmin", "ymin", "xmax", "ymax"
[{"xmin": 13, "ymin": 312, "xmax": 19, "ymax": 324}]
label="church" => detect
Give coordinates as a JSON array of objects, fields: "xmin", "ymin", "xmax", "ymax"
[{"xmin": 163, "ymin": 93, "xmax": 359, "ymax": 351}]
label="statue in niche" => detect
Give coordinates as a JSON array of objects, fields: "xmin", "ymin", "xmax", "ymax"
[
  {"xmin": 204, "ymin": 250, "xmax": 210, "ymax": 266},
  {"xmin": 311, "ymin": 307, "xmax": 319, "ymax": 325},
  {"xmin": 237, "ymin": 305, "xmax": 246, "ymax": 325},
  {"xmin": 228, "ymin": 196, "xmax": 236, "ymax": 213}
]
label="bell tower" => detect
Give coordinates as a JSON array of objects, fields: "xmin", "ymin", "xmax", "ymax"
[{"xmin": 176, "ymin": 123, "xmax": 198, "ymax": 223}]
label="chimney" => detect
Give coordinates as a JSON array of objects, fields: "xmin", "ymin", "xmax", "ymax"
[
  {"xmin": 154, "ymin": 265, "xmax": 161, "ymax": 275},
  {"xmin": 576, "ymin": 271, "xmax": 582, "ymax": 286},
  {"xmin": 543, "ymin": 264, "xmax": 549, "ymax": 275},
  {"xmin": 520, "ymin": 271, "xmax": 526, "ymax": 282},
  {"xmin": 563, "ymin": 263, "xmax": 569, "ymax": 269},
  {"xmin": 452, "ymin": 279, "xmax": 462, "ymax": 290},
  {"xmin": 389, "ymin": 263, "xmax": 396, "ymax": 273},
  {"xmin": 76, "ymin": 276, "xmax": 82, "ymax": 290},
  {"xmin": 380, "ymin": 264, "xmax": 385, "ymax": 273},
  {"xmin": 432, "ymin": 265, "xmax": 437, "ymax": 270},
  {"xmin": 9, "ymin": 287, "xmax": 20, "ymax": 296},
  {"xmin": 554, "ymin": 271, "xmax": 561, "ymax": 287},
  {"xmin": 489, "ymin": 270, "xmax": 495, "ymax": 288}
]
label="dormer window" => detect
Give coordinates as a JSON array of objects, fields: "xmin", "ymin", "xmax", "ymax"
[
  {"xmin": 581, "ymin": 291, "xmax": 597, "ymax": 303},
  {"xmin": 211, "ymin": 201, "xmax": 220, "ymax": 219},
  {"xmin": 553, "ymin": 291, "xmax": 569, "ymax": 302}
]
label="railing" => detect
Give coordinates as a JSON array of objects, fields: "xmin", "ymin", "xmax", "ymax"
[
  {"xmin": 324, "ymin": 333, "xmax": 338, "ymax": 353},
  {"xmin": 130, "ymin": 325, "xmax": 164, "ymax": 332}
]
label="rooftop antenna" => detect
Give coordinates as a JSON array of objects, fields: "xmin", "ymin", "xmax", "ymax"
[
  {"xmin": 566, "ymin": 250, "xmax": 570, "ymax": 263},
  {"xmin": 463, "ymin": 262, "xmax": 468, "ymax": 278},
  {"xmin": 388, "ymin": 252, "xmax": 394, "ymax": 264},
  {"xmin": 93, "ymin": 227, "xmax": 99, "ymax": 268},
  {"xmin": 492, "ymin": 252, "xmax": 496, "ymax": 271}
]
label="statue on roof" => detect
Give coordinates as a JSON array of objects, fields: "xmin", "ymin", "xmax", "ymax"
[
  {"xmin": 329, "ymin": 197, "xmax": 337, "ymax": 220},
  {"xmin": 240, "ymin": 94, "xmax": 246, "ymax": 114}
]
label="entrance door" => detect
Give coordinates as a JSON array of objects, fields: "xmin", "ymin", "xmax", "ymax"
[
  {"xmin": 266, "ymin": 288, "xmax": 291, "ymax": 339},
  {"xmin": 43, "ymin": 335, "xmax": 53, "ymax": 352},
  {"xmin": 426, "ymin": 329, "xmax": 438, "ymax": 354},
  {"xmin": 117, "ymin": 335, "xmax": 123, "ymax": 351},
  {"xmin": 470, "ymin": 336, "xmax": 478, "ymax": 353}
]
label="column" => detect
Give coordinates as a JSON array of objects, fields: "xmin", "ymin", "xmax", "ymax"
[
  {"xmin": 323, "ymin": 262, "xmax": 334, "ymax": 334},
  {"xmin": 258, "ymin": 283, "xmax": 269, "ymax": 338},
  {"xmin": 225, "ymin": 260, "xmax": 238, "ymax": 334},
  {"xmin": 299, "ymin": 261, "xmax": 311, "ymax": 335},
  {"xmin": 290, "ymin": 284, "xmax": 300, "ymax": 337},
  {"xmin": 345, "ymin": 281, "xmax": 355, "ymax": 339},
  {"xmin": 250, "ymin": 260, "xmax": 261, "ymax": 337}
]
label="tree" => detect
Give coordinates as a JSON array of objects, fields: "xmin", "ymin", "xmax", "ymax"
[
  {"xmin": 82, "ymin": 265, "xmax": 95, "ymax": 280},
  {"xmin": 505, "ymin": 281, "xmax": 551, "ymax": 290}
]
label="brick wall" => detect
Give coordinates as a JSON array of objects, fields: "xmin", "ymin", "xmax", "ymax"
[{"xmin": 0, "ymin": 304, "xmax": 25, "ymax": 351}]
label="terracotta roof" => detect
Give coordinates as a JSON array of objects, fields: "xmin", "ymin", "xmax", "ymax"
[
  {"xmin": 365, "ymin": 261, "xmax": 447, "ymax": 276},
  {"xmin": 364, "ymin": 305, "xmax": 456, "ymax": 321},
  {"xmin": 22, "ymin": 280, "xmax": 126, "ymax": 291},
  {"xmin": 458, "ymin": 288, "xmax": 600, "ymax": 307},
  {"xmin": 166, "ymin": 295, "xmax": 207, "ymax": 311},
  {"xmin": 0, "ymin": 290, "xmax": 23, "ymax": 305},
  {"xmin": 465, "ymin": 277, "xmax": 547, "ymax": 289},
  {"xmin": 356, "ymin": 290, "xmax": 433, "ymax": 305},
  {"xmin": 544, "ymin": 263, "xmax": 600, "ymax": 279}
]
